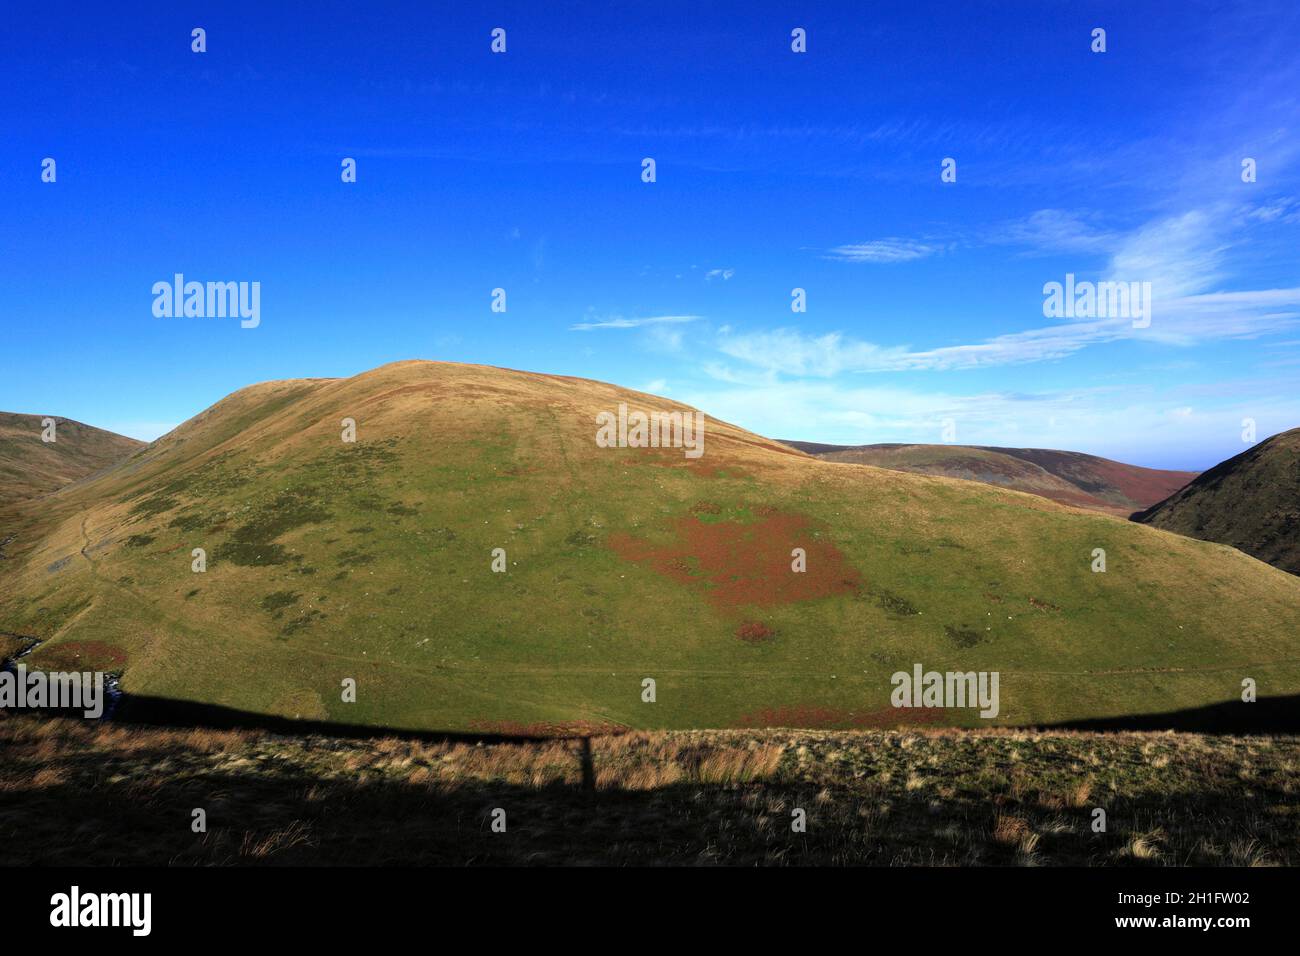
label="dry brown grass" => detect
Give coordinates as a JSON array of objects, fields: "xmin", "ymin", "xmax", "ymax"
[
  {"xmin": 239, "ymin": 820, "xmax": 316, "ymax": 859},
  {"xmin": 993, "ymin": 814, "xmax": 1031, "ymax": 845},
  {"xmin": 3, "ymin": 713, "xmax": 1300, "ymax": 866}
]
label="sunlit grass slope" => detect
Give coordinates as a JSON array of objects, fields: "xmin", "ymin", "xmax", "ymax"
[{"xmin": 2, "ymin": 361, "xmax": 1298, "ymax": 732}]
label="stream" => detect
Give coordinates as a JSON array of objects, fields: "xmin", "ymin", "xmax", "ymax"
[{"xmin": 1, "ymin": 633, "xmax": 123, "ymax": 719}]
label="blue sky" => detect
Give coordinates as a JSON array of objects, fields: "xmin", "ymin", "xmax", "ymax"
[{"xmin": 2, "ymin": 1, "xmax": 1298, "ymax": 470}]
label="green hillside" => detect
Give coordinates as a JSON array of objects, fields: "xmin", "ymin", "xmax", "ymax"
[
  {"xmin": 2, "ymin": 361, "xmax": 1298, "ymax": 733},
  {"xmin": 1133, "ymin": 427, "xmax": 1300, "ymax": 575}
]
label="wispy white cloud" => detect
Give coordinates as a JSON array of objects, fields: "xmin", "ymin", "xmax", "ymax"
[
  {"xmin": 717, "ymin": 329, "xmax": 913, "ymax": 375},
  {"xmin": 704, "ymin": 268, "xmax": 735, "ymax": 281},
  {"xmin": 679, "ymin": 378, "xmax": 1300, "ymax": 469},
  {"xmin": 716, "ymin": 291, "xmax": 1300, "ymax": 376},
  {"xmin": 571, "ymin": 314, "xmax": 701, "ymax": 331},
  {"xmin": 720, "ymin": 206, "xmax": 1300, "ymax": 375},
  {"xmin": 1104, "ymin": 210, "xmax": 1227, "ymax": 299},
  {"xmin": 990, "ymin": 208, "xmax": 1117, "ymax": 255},
  {"xmin": 643, "ymin": 324, "xmax": 690, "ymax": 353},
  {"xmin": 825, "ymin": 238, "xmax": 937, "ymax": 263},
  {"xmin": 1244, "ymin": 197, "xmax": 1300, "ymax": 224}
]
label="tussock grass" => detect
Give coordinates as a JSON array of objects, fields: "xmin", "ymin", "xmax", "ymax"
[{"xmin": 3, "ymin": 713, "xmax": 1298, "ymax": 866}]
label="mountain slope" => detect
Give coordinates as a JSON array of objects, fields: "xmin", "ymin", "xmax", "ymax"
[
  {"xmin": 0, "ymin": 412, "xmax": 144, "ymax": 510},
  {"xmin": 2, "ymin": 361, "xmax": 1297, "ymax": 733},
  {"xmin": 783, "ymin": 441, "xmax": 1196, "ymax": 515},
  {"xmin": 1133, "ymin": 428, "xmax": 1300, "ymax": 575}
]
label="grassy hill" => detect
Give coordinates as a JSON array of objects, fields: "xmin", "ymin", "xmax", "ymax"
[
  {"xmin": 0, "ymin": 412, "xmax": 143, "ymax": 510},
  {"xmin": 2, "ymin": 360, "xmax": 1298, "ymax": 733},
  {"xmin": 783, "ymin": 441, "xmax": 1196, "ymax": 515},
  {"xmin": 1133, "ymin": 428, "xmax": 1300, "ymax": 575}
]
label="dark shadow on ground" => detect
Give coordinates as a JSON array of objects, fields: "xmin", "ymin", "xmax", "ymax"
[
  {"xmin": 107, "ymin": 691, "xmax": 1300, "ymax": 737},
  {"xmin": 4, "ymin": 710, "xmax": 1300, "ymax": 866},
  {"xmin": 1040, "ymin": 694, "xmax": 1300, "ymax": 735},
  {"xmin": 110, "ymin": 694, "xmax": 582, "ymax": 744},
  {"xmin": 11, "ymin": 689, "xmax": 1300, "ymax": 740}
]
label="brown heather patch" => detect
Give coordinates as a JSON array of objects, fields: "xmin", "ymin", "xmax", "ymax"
[
  {"xmin": 1088, "ymin": 455, "xmax": 1200, "ymax": 512},
  {"xmin": 608, "ymin": 510, "xmax": 862, "ymax": 609},
  {"xmin": 736, "ymin": 621, "xmax": 775, "ymax": 643},
  {"xmin": 34, "ymin": 640, "xmax": 127, "ymax": 670}
]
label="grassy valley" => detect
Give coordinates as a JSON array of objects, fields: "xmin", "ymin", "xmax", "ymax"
[{"xmin": 2, "ymin": 361, "xmax": 1298, "ymax": 735}]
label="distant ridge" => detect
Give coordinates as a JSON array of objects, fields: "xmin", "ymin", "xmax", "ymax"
[
  {"xmin": 0, "ymin": 412, "xmax": 144, "ymax": 510},
  {"xmin": 781, "ymin": 440, "xmax": 1196, "ymax": 515}
]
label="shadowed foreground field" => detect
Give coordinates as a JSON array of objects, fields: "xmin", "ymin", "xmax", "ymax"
[{"xmin": 3, "ymin": 713, "xmax": 1297, "ymax": 866}]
